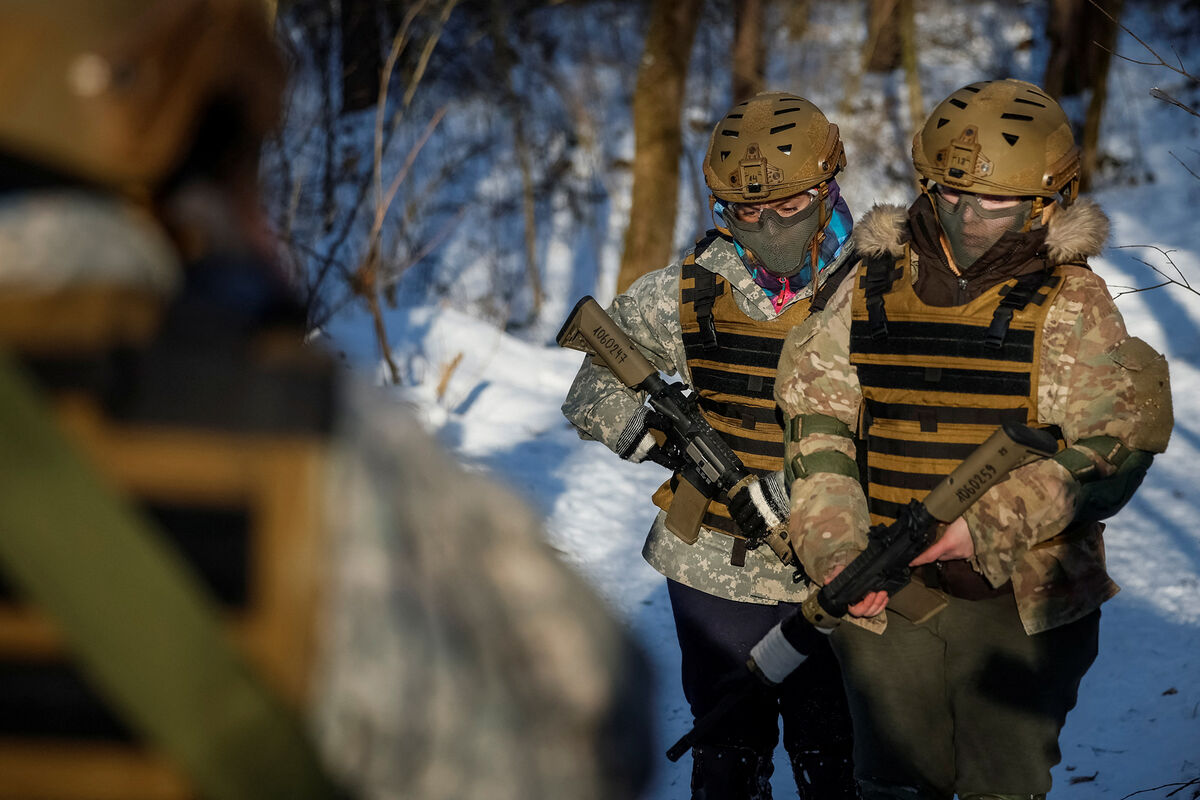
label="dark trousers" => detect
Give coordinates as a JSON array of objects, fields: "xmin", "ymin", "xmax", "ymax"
[
  {"xmin": 668, "ymin": 579, "xmax": 856, "ymax": 797},
  {"xmin": 832, "ymin": 593, "xmax": 1099, "ymax": 799}
]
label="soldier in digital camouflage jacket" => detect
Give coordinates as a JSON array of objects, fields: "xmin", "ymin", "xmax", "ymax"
[
  {"xmin": 774, "ymin": 80, "xmax": 1173, "ymax": 800},
  {"xmin": 564, "ymin": 93, "xmax": 860, "ymax": 800},
  {"xmin": 0, "ymin": 3, "xmax": 652, "ymax": 799}
]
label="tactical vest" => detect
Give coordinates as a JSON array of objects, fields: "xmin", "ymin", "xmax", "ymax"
[
  {"xmin": 0, "ymin": 286, "xmax": 336, "ymax": 799},
  {"xmin": 849, "ymin": 248, "xmax": 1067, "ymax": 527},
  {"xmin": 652, "ymin": 240, "xmax": 848, "ymax": 544}
]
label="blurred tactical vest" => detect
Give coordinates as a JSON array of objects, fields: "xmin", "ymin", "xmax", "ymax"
[{"xmin": 0, "ymin": 1, "xmax": 342, "ymax": 797}]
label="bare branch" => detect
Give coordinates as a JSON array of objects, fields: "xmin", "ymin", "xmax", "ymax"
[
  {"xmin": 370, "ymin": 105, "xmax": 449, "ymax": 250},
  {"xmin": 1151, "ymin": 87, "xmax": 1200, "ymax": 117},
  {"xmin": 1088, "ymin": 0, "xmax": 1198, "ymax": 81},
  {"xmin": 1169, "ymin": 151, "xmax": 1200, "ymax": 181},
  {"xmin": 403, "ymin": 0, "xmax": 462, "ymax": 110},
  {"xmin": 1113, "ymin": 244, "xmax": 1198, "ymax": 298},
  {"xmin": 374, "ymin": 1, "xmax": 427, "ymax": 210}
]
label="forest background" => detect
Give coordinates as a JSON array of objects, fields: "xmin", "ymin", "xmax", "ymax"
[{"xmin": 262, "ymin": 1, "xmax": 1200, "ymax": 797}]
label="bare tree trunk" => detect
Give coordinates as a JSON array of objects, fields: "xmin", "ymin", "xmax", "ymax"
[
  {"xmin": 616, "ymin": 0, "xmax": 702, "ymax": 293},
  {"xmin": 1043, "ymin": 0, "xmax": 1121, "ymax": 98},
  {"xmin": 865, "ymin": 0, "xmax": 900, "ymax": 73},
  {"xmin": 1080, "ymin": 0, "xmax": 1123, "ymax": 191},
  {"xmin": 784, "ymin": 0, "xmax": 813, "ymax": 42},
  {"xmin": 490, "ymin": 0, "xmax": 543, "ymax": 323},
  {"xmin": 841, "ymin": 0, "xmax": 897, "ymax": 117},
  {"xmin": 340, "ymin": 0, "xmax": 383, "ymax": 113},
  {"xmin": 898, "ymin": 0, "xmax": 923, "ymax": 140},
  {"xmin": 1043, "ymin": 0, "xmax": 1123, "ymax": 190},
  {"xmin": 732, "ymin": 0, "xmax": 766, "ymax": 103}
]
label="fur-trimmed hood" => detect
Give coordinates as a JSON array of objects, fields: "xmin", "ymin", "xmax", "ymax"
[{"xmin": 853, "ymin": 198, "xmax": 1111, "ymax": 264}]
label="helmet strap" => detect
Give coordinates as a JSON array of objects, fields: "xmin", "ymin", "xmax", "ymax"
[
  {"xmin": 709, "ymin": 195, "xmax": 733, "ymax": 237},
  {"xmin": 1060, "ymin": 175, "xmax": 1079, "ymax": 208},
  {"xmin": 1021, "ymin": 197, "xmax": 1045, "ymax": 233},
  {"xmin": 919, "ymin": 179, "xmax": 964, "ymax": 277},
  {"xmin": 809, "ymin": 182, "xmax": 830, "ymax": 297}
]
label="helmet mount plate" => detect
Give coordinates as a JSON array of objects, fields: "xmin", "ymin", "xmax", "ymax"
[
  {"xmin": 940, "ymin": 127, "xmax": 990, "ymax": 189},
  {"xmin": 733, "ymin": 143, "xmax": 782, "ymax": 200}
]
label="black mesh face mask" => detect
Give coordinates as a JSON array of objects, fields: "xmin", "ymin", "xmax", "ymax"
[
  {"xmin": 934, "ymin": 193, "xmax": 1033, "ymax": 271},
  {"xmin": 722, "ymin": 198, "xmax": 823, "ymax": 278}
]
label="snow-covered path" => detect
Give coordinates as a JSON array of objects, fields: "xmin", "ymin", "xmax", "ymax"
[{"xmin": 379, "ymin": 269, "xmax": 1200, "ymax": 798}]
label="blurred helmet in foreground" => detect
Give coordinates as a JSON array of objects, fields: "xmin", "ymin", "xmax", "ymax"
[{"xmin": 0, "ymin": 0, "xmax": 285, "ymax": 194}]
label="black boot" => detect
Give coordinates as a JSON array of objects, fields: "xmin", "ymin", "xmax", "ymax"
[{"xmin": 690, "ymin": 744, "xmax": 774, "ymax": 800}]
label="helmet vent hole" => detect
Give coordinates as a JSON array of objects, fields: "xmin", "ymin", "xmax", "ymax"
[
  {"xmin": 777, "ymin": 145, "xmax": 792, "ymax": 155},
  {"xmin": 722, "ymin": 129, "xmax": 739, "ymax": 137},
  {"xmin": 770, "ymin": 122, "xmax": 796, "ymax": 134},
  {"xmin": 1002, "ymin": 133, "xmax": 1020, "ymax": 146},
  {"xmin": 1001, "ymin": 112, "xmax": 1034, "ymax": 121},
  {"xmin": 936, "ymin": 117, "xmax": 950, "ymax": 128},
  {"xmin": 964, "ymin": 85, "xmax": 982, "ymax": 93},
  {"xmin": 949, "ymin": 98, "xmax": 968, "ymax": 109},
  {"xmin": 1014, "ymin": 98, "xmax": 1046, "ymax": 108},
  {"xmin": 773, "ymin": 106, "xmax": 803, "ymax": 115},
  {"xmin": 727, "ymin": 113, "xmax": 744, "ymax": 119},
  {"xmin": 720, "ymin": 150, "xmax": 731, "ymax": 161}
]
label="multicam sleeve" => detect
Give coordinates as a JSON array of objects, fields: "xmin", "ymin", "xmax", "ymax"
[
  {"xmin": 774, "ymin": 275, "xmax": 870, "ymax": 583},
  {"xmin": 560, "ymin": 264, "xmax": 684, "ymax": 451},
  {"xmin": 964, "ymin": 267, "xmax": 1172, "ymax": 586}
]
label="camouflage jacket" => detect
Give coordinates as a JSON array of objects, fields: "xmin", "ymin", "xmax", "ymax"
[
  {"xmin": 775, "ymin": 200, "xmax": 1173, "ymax": 635},
  {"xmin": 562, "ymin": 232, "xmax": 853, "ymax": 605},
  {"xmin": 0, "ymin": 190, "xmax": 651, "ymax": 800}
]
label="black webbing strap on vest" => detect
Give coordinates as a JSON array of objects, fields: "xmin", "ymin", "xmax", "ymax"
[
  {"xmin": 985, "ymin": 270, "xmax": 1061, "ymax": 349},
  {"xmin": 0, "ymin": 352, "xmax": 345, "ymax": 800},
  {"xmin": 861, "ymin": 252, "xmax": 902, "ymax": 339},
  {"xmin": 807, "ymin": 247, "xmax": 857, "ymax": 316},
  {"xmin": 689, "ymin": 267, "xmax": 725, "ymax": 351}
]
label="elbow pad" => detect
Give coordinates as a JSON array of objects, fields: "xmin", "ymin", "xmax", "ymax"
[{"xmin": 1054, "ymin": 437, "xmax": 1154, "ymax": 523}]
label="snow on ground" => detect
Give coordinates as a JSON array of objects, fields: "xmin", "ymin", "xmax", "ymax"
[
  {"xmin": 370, "ymin": 262, "xmax": 1200, "ymax": 799},
  {"xmin": 309, "ymin": 3, "xmax": 1200, "ymax": 796}
]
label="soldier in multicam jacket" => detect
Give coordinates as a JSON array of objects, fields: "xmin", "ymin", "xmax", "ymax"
[
  {"xmin": 774, "ymin": 79, "xmax": 1173, "ymax": 800},
  {"xmin": 563, "ymin": 93, "xmax": 860, "ymax": 800},
  {"xmin": 0, "ymin": 2, "xmax": 651, "ymax": 799}
]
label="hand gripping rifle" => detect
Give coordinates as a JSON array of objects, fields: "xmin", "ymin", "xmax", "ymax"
[
  {"xmin": 557, "ymin": 296, "xmax": 801, "ymax": 570},
  {"xmin": 665, "ymin": 422, "xmax": 1059, "ymax": 762}
]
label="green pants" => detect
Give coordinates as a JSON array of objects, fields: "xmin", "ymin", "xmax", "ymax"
[{"xmin": 831, "ymin": 592, "xmax": 1099, "ymax": 799}]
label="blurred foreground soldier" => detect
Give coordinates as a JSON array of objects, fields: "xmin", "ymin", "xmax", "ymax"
[
  {"xmin": 774, "ymin": 78, "xmax": 1174, "ymax": 800},
  {"xmin": 563, "ymin": 92, "xmax": 859, "ymax": 799},
  {"xmin": 0, "ymin": 1, "xmax": 651, "ymax": 799}
]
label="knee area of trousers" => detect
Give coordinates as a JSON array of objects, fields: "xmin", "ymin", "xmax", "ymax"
[{"xmin": 858, "ymin": 778, "xmax": 950, "ymax": 800}]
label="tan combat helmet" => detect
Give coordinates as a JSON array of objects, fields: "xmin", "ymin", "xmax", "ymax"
[
  {"xmin": 912, "ymin": 78, "xmax": 1080, "ymax": 205},
  {"xmin": 703, "ymin": 92, "xmax": 845, "ymax": 203},
  {"xmin": 0, "ymin": 0, "xmax": 284, "ymax": 194}
]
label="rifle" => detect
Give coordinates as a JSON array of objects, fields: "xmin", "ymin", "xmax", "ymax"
[
  {"xmin": 665, "ymin": 422, "xmax": 1058, "ymax": 762},
  {"xmin": 556, "ymin": 295, "xmax": 801, "ymax": 570}
]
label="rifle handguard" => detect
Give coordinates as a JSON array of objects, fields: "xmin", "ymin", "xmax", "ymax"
[{"xmin": 801, "ymin": 423, "xmax": 1058, "ymax": 628}]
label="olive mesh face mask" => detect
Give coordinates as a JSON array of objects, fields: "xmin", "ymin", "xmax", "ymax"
[
  {"xmin": 722, "ymin": 199, "xmax": 824, "ymax": 277},
  {"xmin": 934, "ymin": 193, "xmax": 1034, "ymax": 271}
]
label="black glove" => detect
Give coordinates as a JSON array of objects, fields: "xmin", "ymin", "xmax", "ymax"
[
  {"xmin": 727, "ymin": 472, "xmax": 789, "ymax": 545},
  {"xmin": 615, "ymin": 406, "xmax": 685, "ymax": 472}
]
